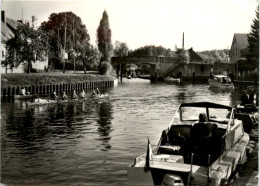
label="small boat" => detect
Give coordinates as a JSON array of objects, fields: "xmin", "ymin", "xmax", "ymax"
[
  {"xmin": 164, "ymin": 76, "xmax": 180, "ymax": 83},
  {"xmin": 92, "ymin": 93, "xmax": 109, "ymax": 99},
  {"xmin": 208, "ymin": 75, "xmax": 234, "ymax": 89},
  {"xmin": 14, "ymin": 94, "xmax": 37, "ymax": 100},
  {"xmin": 235, "ymin": 105, "xmax": 258, "ymax": 133},
  {"xmin": 26, "ymin": 99, "xmax": 57, "ymax": 106},
  {"xmin": 128, "ymin": 102, "xmax": 250, "ymax": 185},
  {"xmin": 25, "ymin": 97, "xmax": 88, "ymax": 107},
  {"xmin": 234, "ymin": 85, "xmax": 259, "ymax": 133}
]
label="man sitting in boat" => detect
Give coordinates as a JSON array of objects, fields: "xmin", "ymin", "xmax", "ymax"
[
  {"xmin": 92, "ymin": 88, "xmax": 101, "ymax": 97},
  {"xmin": 72, "ymin": 90, "xmax": 78, "ymax": 99},
  {"xmin": 80, "ymin": 90, "xmax": 87, "ymax": 98},
  {"xmin": 96, "ymin": 88, "xmax": 100, "ymax": 96},
  {"xmin": 20, "ymin": 87, "xmax": 26, "ymax": 96},
  {"xmin": 50, "ymin": 91, "xmax": 58, "ymax": 100},
  {"xmin": 240, "ymin": 90, "xmax": 249, "ymax": 105},
  {"xmin": 192, "ymin": 113, "xmax": 217, "ymax": 166},
  {"xmin": 194, "ymin": 113, "xmax": 217, "ymax": 136},
  {"xmin": 92, "ymin": 90, "xmax": 97, "ymax": 97},
  {"xmin": 62, "ymin": 91, "xmax": 68, "ymax": 100}
]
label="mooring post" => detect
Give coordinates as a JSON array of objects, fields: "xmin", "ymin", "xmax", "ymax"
[
  {"xmin": 120, "ymin": 64, "xmax": 123, "ymax": 82},
  {"xmin": 192, "ymin": 72, "xmax": 196, "ymax": 85}
]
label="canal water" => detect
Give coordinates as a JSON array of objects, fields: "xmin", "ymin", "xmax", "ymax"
[{"xmin": 0, "ymin": 78, "xmax": 249, "ymax": 185}]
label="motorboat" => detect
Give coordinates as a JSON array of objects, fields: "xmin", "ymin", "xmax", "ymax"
[
  {"xmin": 128, "ymin": 102, "xmax": 250, "ymax": 185},
  {"xmin": 235, "ymin": 85, "xmax": 259, "ymax": 133},
  {"xmin": 208, "ymin": 75, "xmax": 234, "ymax": 89},
  {"xmin": 164, "ymin": 76, "xmax": 181, "ymax": 83}
]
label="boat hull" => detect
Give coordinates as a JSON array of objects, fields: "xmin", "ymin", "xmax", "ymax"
[
  {"xmin": 128, "ymin": 133, "xmax": 249, "ymax": 185},
  {"xmin": 208, "ymin": 79, "xmax": 234, "ymax": 89},
  {"xmin": 164, "ymin": 77, "xmax": 180, "ymax": 83},
  {"xmin": 14, "ymin": 94, "xmax": 37, "ymax": 100},
  {"xmin": 25, "ymin": 98, "xmax": 87, "ymax": 107}
]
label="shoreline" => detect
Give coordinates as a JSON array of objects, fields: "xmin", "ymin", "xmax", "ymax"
[{"xmin": 1, "ymin": 73, "xmax": 118, "ymax": 97}]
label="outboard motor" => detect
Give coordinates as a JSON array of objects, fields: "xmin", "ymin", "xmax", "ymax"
[{"xmin": 162, "ymin": 174, "xmax": 184, "ymax": 186}]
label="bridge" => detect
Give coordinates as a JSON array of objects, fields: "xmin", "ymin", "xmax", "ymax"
[{"xmin": 111, "ymin": 56, "xmax": 187, "ymax": 80}]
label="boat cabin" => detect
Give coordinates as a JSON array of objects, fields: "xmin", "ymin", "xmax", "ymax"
[{"xmin": 211, "ymin": 75, "xmax": 232, "ymax": 84}]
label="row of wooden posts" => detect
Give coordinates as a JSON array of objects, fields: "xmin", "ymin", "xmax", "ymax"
[{"xmin": 2, "ymin": 80, "xmax": 115, "ymax": 98}]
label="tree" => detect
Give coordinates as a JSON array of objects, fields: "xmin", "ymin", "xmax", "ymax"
[
  {"xmin": 128, "ymin": 45, "xmax": 174, "ymax": 56},
  {"xmin": 113, "ymin": 41, "xmax": 129, "ymax": 57},
  {"xmin": 4, "ymin": 18, "xmax": 50, "ymax": 74},
  {"xmin": 247, "ymin": 6, "xmax": 259, "ymax": 68},
  {"xmin": 75, "ymin": 42, "xmax": 100, "ymax": 73},
  {"xmin": 96, "ymin": 10, "xmax": 113, "ymax": 63},
  {"xmin": 175, "ymin": 48, "xmax": 190, "ymax": 63},
  {"xmin": 2, "ymin": 42, "xmax": 17, "ymax": 74},
  {"xmin": 40, "ymin": 12, "xmax": 90, "ymax": 71}
]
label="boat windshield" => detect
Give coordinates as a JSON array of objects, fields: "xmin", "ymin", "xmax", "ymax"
[
  {"xmin": 179, "ymin": 106, "xmax": 230, "ymax": 124},
  {"xmin": 181, "ymin": 107, "xmax": 206, "ymax": 121},
  {"xmin": 208, "ymin": 108, "xmax": 230, "ymax": 124}
]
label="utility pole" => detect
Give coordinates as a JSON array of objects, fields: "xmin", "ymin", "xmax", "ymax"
[
  {"xmin": 73, "ymin": 17, "xmax": 75, "ymax": 73},
  {"xmin": 182, "ymin": 32, "xmax": 184, "ymax": 49},
  {"xmin": 63, "ymin": 13, "xmax": 67, "ymax": 74}
]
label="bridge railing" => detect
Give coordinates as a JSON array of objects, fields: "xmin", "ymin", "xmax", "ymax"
[{"xmin": 111, "ymin": 56, "xmax": 179, "ymax": 64}]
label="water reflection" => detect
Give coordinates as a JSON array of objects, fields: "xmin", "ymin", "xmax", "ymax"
[{"xmin": 96, "ymin": 102, "xmax": 113, "ymax": 151}]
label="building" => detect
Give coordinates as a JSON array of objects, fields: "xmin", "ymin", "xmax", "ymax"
[
  {"xmin": 229, "ymin": 33, "xmax": 258, "ymax": 80},
  {"xmin": 230, "ymin": 33, "xmax": 249, "ymax": 63},
  {"xmin": 1, "ymin": 11, "xmax": 48, "ymax": 73}
]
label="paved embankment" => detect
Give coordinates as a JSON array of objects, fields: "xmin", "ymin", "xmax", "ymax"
[{"xmin": 231, "ymin": 135, "xmax": 258, "ymax": 186}]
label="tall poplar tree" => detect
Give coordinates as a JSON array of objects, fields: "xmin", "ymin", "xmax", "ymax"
[
  {"xmin": 247, "ymin": 6, "xmax": 259, "ymax": 67},
  {"xmin": 96, "ymin": 10, "xmax": 113, "ymax": 63}
]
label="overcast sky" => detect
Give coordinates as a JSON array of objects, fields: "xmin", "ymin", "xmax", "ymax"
[{"xmin": 1, "ymin": 0, "xmax": 258, "ymax": 51}]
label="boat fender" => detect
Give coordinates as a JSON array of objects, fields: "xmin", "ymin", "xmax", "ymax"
[{"xmin": 246, "ymin": 146, "xmax": 254, "ymax": 157}]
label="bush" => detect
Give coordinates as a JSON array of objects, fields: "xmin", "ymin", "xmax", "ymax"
[{"xmin": 99, "ymin": 61, "xmax": 116, "ymax": 76}]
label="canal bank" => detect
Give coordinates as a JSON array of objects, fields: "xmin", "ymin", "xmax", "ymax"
[{"xmin": 1, "ymin": 73, "xmax": 118, "ymax": 98}]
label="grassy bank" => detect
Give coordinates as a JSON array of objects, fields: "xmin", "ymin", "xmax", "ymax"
[{"xmin": 1, "ymin": 73, "xmax": 116, "ymax": 89}]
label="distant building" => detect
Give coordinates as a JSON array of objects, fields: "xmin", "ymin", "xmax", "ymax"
[
  {"xmin": 229, "ymin": 33, "xmax": 258, "ymax": 80},
  {"xmin": 188, "ymin": 47, "xmax": 204, "ymax": 63},
  {"xmin": 1, "ymin": 11, "xmax": 48, "ymax": 73},
  {"xmin": 230, "ymin": 33, "xmax": 249, "ymax": 63}
]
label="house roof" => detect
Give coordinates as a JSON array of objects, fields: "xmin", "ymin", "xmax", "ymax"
[
  {"xmin": 1, "ymin": 21, "xmax": 14, "ymax": 43},
  {"xmin": 1, "ymin": 17, "xmax": 21, "ymax": 43},
  {"xmin": 233, "ymin": 33, "xmax": 249, "ymax": 50},
  {"xmin": 188, "ymin": 48, "xmax": 203, "ymax": 61},
  {"xmin": 6, "ymin": 17, "xmax": 20, "ymax": 30}
]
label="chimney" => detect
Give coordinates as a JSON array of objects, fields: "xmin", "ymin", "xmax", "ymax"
[{"xmin": 1, "ymin": 10, "xmax": 6, "ymax": 24}]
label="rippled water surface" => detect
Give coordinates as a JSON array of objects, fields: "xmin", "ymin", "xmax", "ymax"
[{"xmin": 1, "ymin": 78, "xmax": 242, "ymax": 185}]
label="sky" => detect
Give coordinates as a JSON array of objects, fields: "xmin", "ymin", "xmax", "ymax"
[{"xmin": 1, "ymin": 0, "xmax": 258, "ymax": 51}]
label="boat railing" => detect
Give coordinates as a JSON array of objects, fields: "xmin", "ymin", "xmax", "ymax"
[
  {"xmin": 226, "ymin": 108, "xmax": 235, "ymax": 133},
  {"xmin": 169, "ymin": 105, "xmax": 181, "ymax": 129}
]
